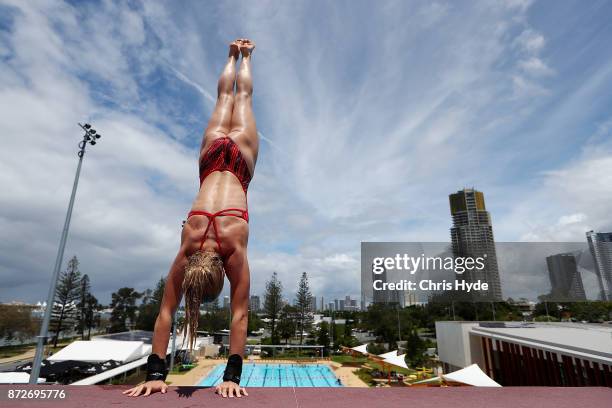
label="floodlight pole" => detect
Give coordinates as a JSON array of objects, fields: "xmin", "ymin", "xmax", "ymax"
[
  {"xmin": 29, "ymin": 123, "xmax": 101, "ymax": 384},
  {"xmin": 169, "ymin": 311, "xmax": 177, "ymax": 370}
]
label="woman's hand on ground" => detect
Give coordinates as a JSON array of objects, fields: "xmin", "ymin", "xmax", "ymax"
[
  {"xmin": 122, "ymin": 380, "xmax": 168, "ymax": 397},
  {"xmin": 215, "ymin": 381, "xmax": 248, "ymax": 398}
]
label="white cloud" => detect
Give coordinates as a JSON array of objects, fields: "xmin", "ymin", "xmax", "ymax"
[
  {"xmin": 519, "ymin": 57, "xmax": 554, "ymax": 77},
  {"xmin": 514, "ymin": 28, "xmax": 546, "ymax": 54}
]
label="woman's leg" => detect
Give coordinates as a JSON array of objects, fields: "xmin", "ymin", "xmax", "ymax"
[
  {"xmin": 200, "ymin": 42, "xmax": 240, "ymax": 154},
  {"xmin": 229, "ymin": 39, "xmax": 259, "ymax": 171}
]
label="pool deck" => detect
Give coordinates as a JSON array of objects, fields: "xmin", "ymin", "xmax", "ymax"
[
  {"xmin": 167, "ymin": 359, "xmax": 368, "ymax": 387},
  {"xmin": 1, "ymin": 385, "xmax": 610, "ymax": 407}
]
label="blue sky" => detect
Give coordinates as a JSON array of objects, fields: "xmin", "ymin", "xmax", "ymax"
[{"xmin": 0, "ymin": 0, "xmax": 611, "ymax": 304}]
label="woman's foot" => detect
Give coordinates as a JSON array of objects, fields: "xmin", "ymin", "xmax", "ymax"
[
  {"xmin": 229, "ymin": 40, "xmax": 240, "ymax": 59},
  {"xmin": 237, "ymin": 38, "xmax": 255, "ymax": 58}
]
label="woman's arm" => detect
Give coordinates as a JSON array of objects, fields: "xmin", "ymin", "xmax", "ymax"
[
  {"xmin": 214, "ymin": 247, "xmax": 250, "ymax": 397},
  {"xmin": 228, "ymin": 250, "xmax": 250, "ymax": 356},
  {"xmin": 151, "ymin": 249, "xmax": 188, "ymax": 357},
  {"xmin": 123, "ymin": 244, "xmax": 187, "ymax": 398}
]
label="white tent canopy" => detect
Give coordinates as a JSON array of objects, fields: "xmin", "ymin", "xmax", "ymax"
[
  {"xmin": 383, "ymin": 353, "xmax": 409, "ymax": 369},
  {"xmin": 378, "ymin": 350, "xmax": 398, "ymax": 359},
  {"xmin": 48, "ymin": 340, "xmax": 148, "ymax": 363},
  {"xmin": 443, "ymin": 364, "xmax": 501, "ymax": 387},
  {"xmin": 350, "ymin": 344, "xmax": 369, "ymax": 354},
  {"xmin": 0, "ymin": 372, "xmax": 45, "ymax": 384},
  {"xmin": 413, "ymin": 364, "xmax": 501, "ymax": 387}
]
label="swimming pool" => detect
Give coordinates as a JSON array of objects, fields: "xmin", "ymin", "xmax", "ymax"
[{"xmin": 198, "ymin": 363, "xmax": 342, "ymax": 387}]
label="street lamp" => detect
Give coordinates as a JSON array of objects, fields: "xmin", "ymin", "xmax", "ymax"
[{"xmin": 29, "ymin": 123, "xmax": 102, "ymax": 384}]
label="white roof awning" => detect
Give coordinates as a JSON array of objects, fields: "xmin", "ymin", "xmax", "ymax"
[
  {"xmin": 350, "ymin": 344, "xmax": 369, "ymax": 354},
  {"xmin": 413, "ymin": 364, "xmax": 501, "ymax": 387},
  {"xmin": 0, "ymin": 372, "xmax": 45, "ymax": 384},
  {"xmin": 383, "ymin": 353, "xmax": 409, "ymax": 369},
  {"xmin": 443, "ymin": 364, "xmax": 501, "ymax": 387},
  {"xmin": 48, "ymin": 340, "xmax": 146, "ymax": 363}
]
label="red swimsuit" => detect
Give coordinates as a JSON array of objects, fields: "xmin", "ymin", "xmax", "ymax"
[{"xmin": 188, "ymin": 137, "xmax": 252, "ymax": 251}]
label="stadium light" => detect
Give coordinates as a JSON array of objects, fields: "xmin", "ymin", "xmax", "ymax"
[{"xmin": 29, "ymin": 122, "xmax": 102, "ymax": 384}]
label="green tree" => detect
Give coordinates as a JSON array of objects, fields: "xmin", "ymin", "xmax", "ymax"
[
  {"xmin": 278, "ymin": 305, "xmax": 296, "ymax": 344},
  {"xmin": 534, "ymin": 301, "xmax": 561, "ymax": 320},
  {"xmin": 567, "ymin": 301, "xmax": 611, "ymax": 322},
  {"xmin": 364, "ymin": 303, "xmax": 398, "ymax": 346},
  {"xmin": 247, "ymin": 311, "xmax": 264, "ymax": 333},
  {"xmin": 199, "ymin": 298, "xmax": 229, "ymax": 333},
  {"xmin": 136, "ymin": 277, "xmax": 165, "ymax": 331},
  {"xmin": 109, "ymin": 287, "xmax": 142, "ymax": 333},
  {"xmin": 405, "ymin": 327, "xmax": 426, "ymax": 367},
  {"xmin": 263, "ymin": 272, "xmax": 283, "ymax": 344},
  {"xmin": 317, "ymin": 321, "xmax": 331, "ymax": 353},
  {"xmin": 50, "ymin": 256, "xmax": 81, "ymax": 347},
  {"xmin": 83, "ymin": 293, "xmax": 100, "ymax": 339},
  {"xmin": 366, "ymin": 342, "xmax": 385, "ymax": 355},
  {"xmin": 295, "ymin": 272, "xmax": 313, "ymax": 345},
  {"xmin": 0, "ymin": 305, "xmax": 37, "ymax": 343},
  {"xmin": 77, "ymin": 274, "xmax": 90, "ymax": 340}
]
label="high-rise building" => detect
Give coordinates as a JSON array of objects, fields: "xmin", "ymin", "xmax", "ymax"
[
  {"xmin": 310, "ymin": 295, "xmax": 317, "ymax": 312},
  {"xmin": 223, "ymin": 295, "xmax": 230, "ymax": 309},
  {"xmin": 249, "ymin": 295, "xmax": 260, "ymax": 312},
  {"xmin": 340, "ymin": 296, "xmax": 359, "ymax": 311},
  {"xmin": 546, "ymin": 253, "xmax": 586, "ymax": 301},
  {"xmin": 372, "ymin": 265, "xmax": 400, "ymax": 305},
  {"xmin": 586, "ymin": 231, "xmax": 612, "ymax": 301},
  {"xmin": 320, "ymin": 296, "xmax": 324, "ymax": 311},
  {"xmin": 449, "ymin": 188, "xmax": 502, "ymax": 301}
]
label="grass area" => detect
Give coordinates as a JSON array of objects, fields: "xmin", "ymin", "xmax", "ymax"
[
  {"xmin": 331, "ymin": 355, "xmax": 367, "ymax": 365},
  {"xmin": 332, "ymin": 354, "xmax": 420, "ymax": 387},
  {"xmin": 0, "ymin": 344, "xmax": 33, "ymax": 359},
  {"xmin": 169, "ymin": 362, "xmax": 198, "ymax": 375},
  {"xmin": 354, "ymin": 368, "xmax": 373, "ymax": 385},
  {"xmin": 364, "ymin": 360, "xmax": 414, "ymax": 376},
  {"xmin": 109, "ymin": 370, "xmax": 146, "ymax": 385},
  {"xmin": 0, "ymin": 335, "xmax": 95, "ymax": 360}
]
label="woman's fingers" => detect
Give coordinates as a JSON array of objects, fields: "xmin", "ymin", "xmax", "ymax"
[
  {"xmin": 143, "ymin": 386, "xmax": 152, "ymax": 397},
  {"xmin": 122, "ymin": 387, "xmax": 135, "ymax": 395},
  {"xmin": 215, "ymin": 382, "xmax": 247, "ymax": 398},
  {"xmin": 129, "ymin": 385, "xmax": 143, "ymax": 397}
]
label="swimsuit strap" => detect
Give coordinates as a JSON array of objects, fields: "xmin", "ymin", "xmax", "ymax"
[{"xmin": 187, "ymin": 208, "xmax": 249, "ymax": 252}]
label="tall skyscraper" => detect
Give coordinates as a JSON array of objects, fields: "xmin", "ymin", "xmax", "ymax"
[
  {"xmin": 310, "ymin": 295, "xmax": 317, "ymax": 312},
  {"xmin": 586, "ymin": 231, "xmax": 612, "ymax": 301},
  {"xmin": 449, "ymin": 188, "xmax": 502, "ymax": 301},
  {"xmin": 546, "ymin": 253, "xmax": 586, "ymax": 301},
  {"xmin": 223, "ymin": 295, "xmax": 230, "ymax": 309},
  {"xmin": 249, "ymin": 295, "xmax": 260, "ymax": 312}
]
